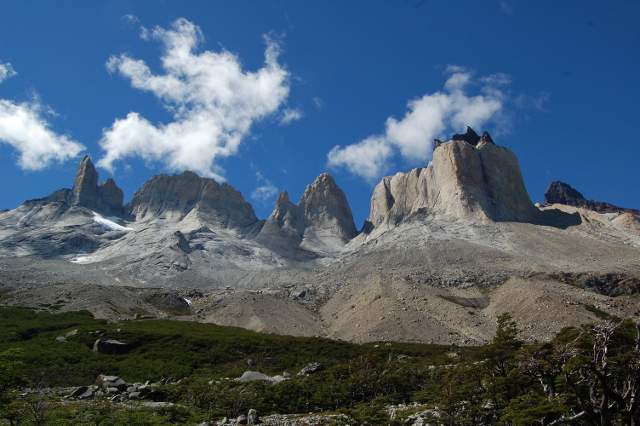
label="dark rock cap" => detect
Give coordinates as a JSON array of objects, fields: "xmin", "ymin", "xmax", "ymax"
[{"xmin": 544, "ymin": 181, "xmax": 639, "ymax": 215}]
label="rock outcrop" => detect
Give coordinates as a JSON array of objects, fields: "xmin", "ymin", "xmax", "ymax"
[
  {"xmin": 127, "ymin": 171, "xmax": 260, "ymax": 232},
  {"xmin": 367, "ymin": 128, "xmax": 539, "ymax": 231},
  {"xmin": 544, "ymin": 181, "xmax": 639, "ymax": 215},
  {"xmin": 71, "ymin": 156, "xmax": 124, "ymax": 216},
  {"xmin": 256, "ymin": 173, "xmax": 357, "ymax": 255}
]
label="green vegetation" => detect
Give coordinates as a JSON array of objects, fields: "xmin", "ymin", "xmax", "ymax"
[{"xmin": 1, "ymin": 307, "xmax": 640, "ymax": 425}]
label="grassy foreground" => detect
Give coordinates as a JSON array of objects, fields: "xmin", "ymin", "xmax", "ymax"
[{"xmin": 1, "ymin": 306, "xmax": 640, "ymax": 425}]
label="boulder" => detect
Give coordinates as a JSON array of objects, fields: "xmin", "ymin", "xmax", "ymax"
[
  {"xmin": 247, "ymin": 409, "xmax": 259, "ymax": 425},
  {"xmin": 297, "ymin": 362, "xmax": 323, "ymax": 376},
  {"xmin": 68, "ymin": 385, "xmax": 96, "ymax": 400},
  {"xmin": 234, "ymin": 370, "xmax": 290, "ymax": 384},
  {"xmin": 96, "ymin": 374, "xmax": 128, "ymax": 391},
  {"xmin": 93, "ymin": 339, "xmax": 131, "ymax": 355}
]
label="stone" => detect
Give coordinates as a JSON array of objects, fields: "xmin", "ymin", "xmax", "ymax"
[
  {"xmin": 68, "ymin": 386, "xmax": 89, "ymax": 398},
  {"xmin": 297, "ymin": 362, "xmax": 323, "ymax": 376},
  {"xmin": 55, "ymin": 336, "xmax": 67, "ymax": 343},
  {"xmin": 93, "ymin": 339, "xmax": 131, "ymax": 355},
  {"xmin": 247, "ymin": 409, "xmax": 259, "ymax": 425},
  {"xmin": 96, "ymin": 374, "xmax": 128, "ymax": 391},
  {"xmin": 236, "ymin": 414, "xmax": 247, "ymax": 425},
  {"xmin": 234, "ymin": 370, "xmax": 290, "ymax": 384}
]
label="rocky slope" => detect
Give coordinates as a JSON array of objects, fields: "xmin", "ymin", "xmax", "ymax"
[{"xmin": 0, "ymin": 128, "xmax": 639, "ymax": 345}]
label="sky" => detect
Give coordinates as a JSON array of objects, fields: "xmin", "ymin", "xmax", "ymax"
[{"xmin": 0, "ymin": 0, "xmax": 638, "ymax": 226}]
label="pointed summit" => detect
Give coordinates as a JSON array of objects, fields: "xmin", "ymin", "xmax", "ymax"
[
  {"xmin": 451, "ymin": 126, "xmax": 481, "ymax": 146},
  {"xmin": 70, "ymin": 155, "xmax": 124, "ymax": 215},
  {"xmin": 72, "ymin": 155, "xmax": 99, "ymax": 208},
  {"xmin": 545, "ymin": 181, "xmax": 640, "ymax": 215},
  {"xmin": 256, "ymin": 173, "xmax": 357, "ymax": 256},
  {"xmin": 299, "ymin": 173, "xmax": 357, "ymax": 241}
]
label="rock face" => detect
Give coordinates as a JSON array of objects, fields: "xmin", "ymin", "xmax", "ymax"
[
  {"xmin": 544, "ymin": 181, "xmax": 639, "ymax": 215},
  {"xmin": 256, "ymin": 173, "xmax": 357, "ymax": 255},
  {"xmin": 127, "ymin": 171, "xmax": 259, "ymax": 232},
  {"xmin": 71, "ymin": 155, "xmax": 124, "ymax": 215},
  {"xmin": 367, "ymin": 129, "xmax": 539, "ymax": 230}
]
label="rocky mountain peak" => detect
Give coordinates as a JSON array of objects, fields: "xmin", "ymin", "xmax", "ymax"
[
  {"xmin": 544, "ymin": 181, "xmax": 586, "ymax": 205},
  {"xmin": 450, "ymin": 127, "xmax": 495, "ymax": 147},
  {"xmin": 451, "ymin": 126, "xmax": 481, "ymax": 146},
  {"xmin": 127, "ymin": 171, "xmax": 259, "ymax": 232},
  {"xmin": 70, "ymin": 155, "xmax": 123, "ymax": 215},
  {"xmin": 367, "ymin": 130, "xmax": 539, "ymax": 231},
  {"xmin": 545, "ymin": 181, "xmax": 639, "ymax": 215},
  {"xmin": 72, "ymin": 155, "xmax": 99, "ymax": 206},
  {"xmin": 256, "ymin": 173, "xmax": 357, "ymax": 256},
  {"xmin": 299, "ymin": 173, "xmax": 357, "ymax": 241}
]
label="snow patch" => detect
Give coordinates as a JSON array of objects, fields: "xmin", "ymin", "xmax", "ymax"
[
  {"xmin": 183, "ymin": 298, "xmax": 193, "ymax": 306},
  {"xmin": 93, "ymin": 212, "xmax": 133, "ymax": 232},
  {"xmin": 70, "ymin": 254, "xmax": 100, "ymax": 264}
]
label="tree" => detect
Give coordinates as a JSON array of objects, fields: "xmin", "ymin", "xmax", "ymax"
[{"xmin": 0, "ymin": 348, "xmax": 25, "ymax": 425}]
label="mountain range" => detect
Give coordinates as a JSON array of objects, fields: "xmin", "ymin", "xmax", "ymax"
[{"xmin": 1, "ymin": 127, "xmax": 638, "ymax": 345}]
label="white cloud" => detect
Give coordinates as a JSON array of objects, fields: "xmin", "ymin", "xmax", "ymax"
[
  {"xmin": 279, "ymin": 108, "xmax": 303, "ymax": 125},
  {"xmin": 327, "ymin": 136, "xmax": 393, "ymax": 181},
  {"xmin": 251, "ymin": 171, "xmax": 278, "ymax": 203},
  {"xmin": 327, "ymin": 67, "xmax": 507, "ymax": 180},
  {"xmin": 122, "ymin": 14, "xmax": 139, "ymax": 25},
  {"xmin": 0, "ymin": 98, "xmax": 84, "ymax": 170},
  {"xmin": 0, "ymin": 63, "xmax": 84, "ymax": 170},
  {"xmin": 98, "ymin": 18, "xmax": 291, "ymax": 180},
  {"xmin": 0, "ymin": 62, "xmax": 16, "ymax": 83}
]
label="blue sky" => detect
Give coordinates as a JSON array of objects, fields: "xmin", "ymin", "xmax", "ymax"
[{"xmin": 0, "ymin": 1, "xmax": 638, "ymax": 226}]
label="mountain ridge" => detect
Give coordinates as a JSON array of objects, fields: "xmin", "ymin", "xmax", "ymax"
[{"xmin": 1, "ymin": 127, "xmax": 639, "ymax": 345}]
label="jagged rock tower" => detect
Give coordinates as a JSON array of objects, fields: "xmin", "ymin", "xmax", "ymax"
[
  {"xmin": 367, "ymin": 127, "xmax": 539, "ymax": 231},
  {"xmin": 257, "ymin": 173, "xmax": 357, "ymax": 255},
  {"xmin": 71, "ymin": 155, "xmax": 124, "ymax": 216}
]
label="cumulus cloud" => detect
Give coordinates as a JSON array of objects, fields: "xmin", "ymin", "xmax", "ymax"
[
  {"xmin": 327, "ymin": 136, "xmax": 393, "ymax": 181},
  {"xmin": 0, "ymin": 62, "xmax": 16, "ymax": 83},
  {"xmin": 327, "ymin": 66, "xmax": 507, "ymax": 180},
  {"xmin": 279, "ymin": 108, "xmax": 303, "ymax": 125},
  {"xmin": 251, "ymin": 171, "xmax": 278, "ymax": 203},
  {"xmin": 0, "ymin": 63, "xmax": 84, "ymax": 170},
  {"xmin": 98, "ymin": 18, "xmax": 291, "ymax": 180}
]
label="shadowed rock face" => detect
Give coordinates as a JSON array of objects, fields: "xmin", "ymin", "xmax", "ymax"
[
  {"xmin": 70, "ymin": 156, "xmax": 124, "ymax": 216},
  {"xmin": 299, "ymin": 173, "xmax": 357, "ymax": 241},
  {"xmin": 127, "ymin": 171, "xmax": 259, "ymax": 232},
  {"xmin": 368, "ymin": 129, "xmax": 539, "ymax": 230},
  {"xmin": 72, "ymin": 156, "xmax": 99, "ymax": 207},
  {"xmin": 544, "ymin": 181, "xmax": 639, "ymax": 215}
]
